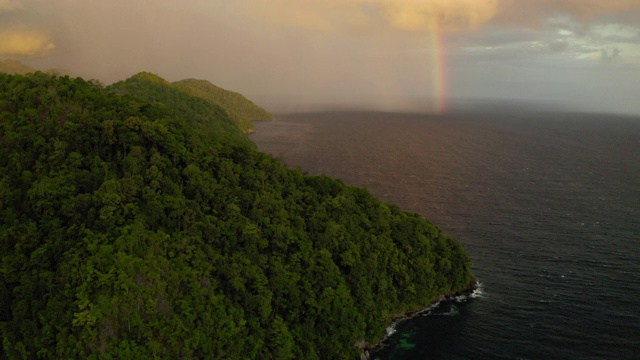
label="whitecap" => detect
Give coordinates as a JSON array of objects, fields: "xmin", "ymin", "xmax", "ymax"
[
  {"xmin": 471, "ymin": 281, "xmax": 485, "ymax": 299},
  {"xmin": 386, "ymin": 325, "xmax": 396, "ymax": 336},
  {"xmin": 445, "ymin": 305, "xmax": 460, "ymax": 316}
]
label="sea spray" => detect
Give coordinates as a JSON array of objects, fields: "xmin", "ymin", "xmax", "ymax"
[{"xmin": 361, "ymin": 279, "xmax": 480, "ymax": 358}]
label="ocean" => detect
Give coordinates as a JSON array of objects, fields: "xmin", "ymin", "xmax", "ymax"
[{"xmin": 250, "ymin": 110, "xmax": 640, "ymax": 360}]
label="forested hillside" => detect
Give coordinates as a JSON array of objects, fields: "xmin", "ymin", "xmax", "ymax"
[
  {"xmin": 173, "ymin": 78, "xmax": 274, "ymax": 133},
  {"xmin": 0, "ymin": 72, "xmax": 472, "ymax": 359}
]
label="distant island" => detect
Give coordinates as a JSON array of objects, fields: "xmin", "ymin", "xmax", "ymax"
[{"xmin": 0, "ymin": 70, "xmax": 473, "ymax": 359}]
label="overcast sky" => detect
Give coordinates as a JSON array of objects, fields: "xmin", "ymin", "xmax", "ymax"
[{"xmin": 2, "ymin": 0, "xmax": 640, "ymax": 114}]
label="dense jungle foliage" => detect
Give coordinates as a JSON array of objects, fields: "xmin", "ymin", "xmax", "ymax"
[{"xmin": 0, "ymin": 72, "xmax": 472, "ymax": 359}]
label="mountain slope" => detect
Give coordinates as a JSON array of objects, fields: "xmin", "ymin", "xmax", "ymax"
[
  {"xmin": 173, "ymin": 78, "xmax": 274, "ymax": 133},
  {"xmin": 0, "ymin": 59, "xmax": 35, "ymax": 74},
  {"xmin": 109, "ymin": 72, "xmax": 250, "ymax": 146},
  {"xmin": 0, "ymin": 59, "xmax": 75, "ymax": 77},
  {"xmin": 0, "ymin": 72, "xmax": 472, "ymax": 359}
]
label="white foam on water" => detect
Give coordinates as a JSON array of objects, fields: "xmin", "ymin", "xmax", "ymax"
[
  {"xmin": 471, "ymin": 281, "xmax": 485, "ymax": 299},
  {"xmin": 386, "ymin": 325, "xmax": 396, "ymax": 336},
  {"xmin": 430, "ymin": 304, "xmax": 460, "ymax": 317},
  {"xmin": 420, "ymin": 302, "xmax": 441, "ymax": 315},
  {"xmin": 440, "ymin": 304, "xmax": 459, "ymax": 316},
  {"xmin": 455, "ymin": 294, "xmax": 469, "ymax": 302}
]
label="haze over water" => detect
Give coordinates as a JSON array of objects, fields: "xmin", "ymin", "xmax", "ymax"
[{"xmin": 251, "ymin": 110, "xmax": 640, "ymax": 359}]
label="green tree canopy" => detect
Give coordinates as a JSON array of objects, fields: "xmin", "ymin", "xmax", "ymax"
[
  {"xmin": 173, "ymin": 78, "xmax": 274, "ymax": 133},
  {"xmin": 0, "ymin": 72, "xmax": 472, "ymax": 359}
]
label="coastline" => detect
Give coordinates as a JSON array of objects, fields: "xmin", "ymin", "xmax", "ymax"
[{"xmin": 357, "ymin": 278, "xmax": 479, "ymax": 360}]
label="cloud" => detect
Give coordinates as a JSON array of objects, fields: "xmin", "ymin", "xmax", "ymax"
[
  {"xmin": 225, "ymin": 1, "xmax": 640, "ymax": 35},
  {"xmin": 0, "ymin": 29, "xmax": 55, "ymax": 56},
  {"xmin": 549, "ymin": 40, "xmax": 569, "ymax": 52},
  {"xmin": 5, "ymin": 0, "xmax": 640, "ymax": 115},
  {"xmin": 0, "ymin": 0, "xmax": 55, "ymax": 57},
  {"xmin": 495, "ymin": 0, "xmax": 640, "ymax": 28},
  {"xmin": 0, "ymin": 0, "xmax": 23, "ymax": 12},
  {"xmin": 237, "ymin": 0, "xmax": 502, "ymax": 33},
  {"xmin": 235, "ymin": 1, "xmax": 370, "ymax": 32},
  {"xmin": 600, "ymin": 47, "xmax": 621, "ymax": 63},
  {"xmin": 377, "ymin": 0, "xmax": 501, "ymax": 32}
]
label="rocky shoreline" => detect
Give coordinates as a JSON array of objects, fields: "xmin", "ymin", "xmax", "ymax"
[{"xmin": 357, "ymin": 278, "xmax": 479, "ymax": 360}]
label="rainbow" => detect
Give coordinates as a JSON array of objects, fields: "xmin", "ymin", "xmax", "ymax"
[{"xmin": 428, "ymin": 18, "xmax": 448, "ymax": 114}]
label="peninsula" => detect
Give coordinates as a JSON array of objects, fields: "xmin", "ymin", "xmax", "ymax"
[{"xmin": 0, "ymin": 71, "xmax": 473, "ymax": 359}]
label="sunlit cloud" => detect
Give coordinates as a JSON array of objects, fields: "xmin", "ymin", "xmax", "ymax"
[
  {"xmin": 0, "ymin": 0, "xmax": 54, "ymax": 57},
  {"xmin": 377, "ymin": 0, "xmax": 500, "ymax": 32},
  {"xmin": 0, "ymin": 29, "xmax": 55, "ymax": 56},
  {"xmin": 236, "ymin": 0, "xmax": 502, "ymax": 33},
  {"xmin": 226, "ymin": 0, "xmax": 640, "ymax": 34}
]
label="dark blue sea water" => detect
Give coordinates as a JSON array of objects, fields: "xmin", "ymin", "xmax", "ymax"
[{"xmin": 250, "ymin": 110, "xmax": 640, "ymax": 360}]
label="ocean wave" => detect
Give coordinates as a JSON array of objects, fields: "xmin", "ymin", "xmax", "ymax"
[
  {"xmin": 471, "ymin": 281, "xmax": 485, "ymax": 299},
  {"xmin": 432, "ymin": 304, "xmax": 460, "ymax": 317},
  {"xmin": 386, "ymin": 325, "xmax": 396, "ymax": 337},
  {"xmin": 455, "ymin": 280, "xmax": 485, "ymax": 302}
]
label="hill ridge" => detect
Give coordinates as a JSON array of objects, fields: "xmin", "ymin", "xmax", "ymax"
[
  {"xmin": 173, "ymin": 78, "xmax": 274, "ymax": 133},
  {"xmin": 0, "ymin": 58, "xmax": 75, "ymax": 77}
]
